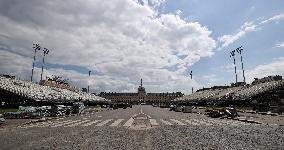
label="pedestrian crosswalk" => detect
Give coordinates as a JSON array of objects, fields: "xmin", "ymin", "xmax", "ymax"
[{"xmin": 20, "ymin": 118, "xmax": 257, "ymax": 129}]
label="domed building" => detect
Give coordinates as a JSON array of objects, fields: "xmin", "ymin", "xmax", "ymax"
[{"xmin": 99, "ymin": 79, "xmax": 183, "ymax": 104}]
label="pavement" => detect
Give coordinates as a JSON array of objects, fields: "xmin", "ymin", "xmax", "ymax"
[{"xmin": 0, "ymin": 105, "xmax": 283, "ymax": 150}]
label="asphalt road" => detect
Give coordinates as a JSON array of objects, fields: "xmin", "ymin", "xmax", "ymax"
[{"xmin": 0, "ymin": 105, "xmax": 283, "ymax": 150}]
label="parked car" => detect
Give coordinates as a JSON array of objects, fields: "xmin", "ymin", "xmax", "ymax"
[
  {"xmin": 126, "ymin": 103, "xmax": 132, "ymax": 108},
  {"xmin": 0, "ymin": 114, "xmax": 5, "ymax": 124},
  {"xmin": 174, "ymin": 102, "xmax": 186, "ymax": 112},
  {"xmin": 159, "ymin": 104, "xmax": 169, "ymax": 108},
  {"xmin": 72, "ymin": 102, "xmax": 85, "ymax": 114},
  {"xmin": 183, "ymin": 105, "xmax": 193, "ymax": 113},
  {"xmin": 183, "ymin": 102, "xmax": 197, "ymax": 113},
  {"xmin": 169, "ymin": 104, "xmax": 175, "ymax": 111},
  {"xmin": 111, "ymin": 102, "xmax": 130, "ymax": 109},
  {"xmin": 152, "ymin": 103, "xmax": 158, "ymax": 107}
]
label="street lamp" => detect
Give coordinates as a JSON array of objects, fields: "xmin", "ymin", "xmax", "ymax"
[
  {"xmin": 31, "ymin": 43, "xmax": 41, "ymax": 82},
  {"xmin": 40, "ymin": 48, "xmax": 49, "ymax": 81}
]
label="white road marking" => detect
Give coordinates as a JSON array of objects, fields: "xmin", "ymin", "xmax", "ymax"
[
  {"xmin": 193, "ymin": 119, "xmax": 212, "ymax": 126},
  {"xmin": 39, "ymin": 120, "xmax": 73, "ymax": 127},
  {"xmin": 22, "ymin": 121, "xmax": 51, "ymax": 128},
  {"xmin": 82, "ymin": 120, "xmax": 101, "ymax": 127},
  {"xmin": 110, "ymin": 119, "xmax": 124, "ymax": 127},
  {"xmin": 149, "ymin": 119, "xmax": 159, "ymax": 126},
  {"xmin": 65, "ymin": 120, "xmax": 90, "ymax": 127},
  {"xmin": 95, "ymin": 119, "xmax": 113, "ymax": 126},
  {"xmin": 30, "ymin": 121, "xmax": 55, "ymax": 127},
  {"xmin": 229, "ymin": 121, "xmax": 241, "ymax": 126},
  {"xmin": 51, "ymin": 120, "xmax": 81, "ymax": 128},
  {"xmin": 207, "ymin": 119, "xmax": 224, "ymax": 126},
  {"xmin": 123, "ymin": 118, "xmax": 134, "ymax": 127},
  {"xmin": 181, "ymin": 119, "xmax": 199, "ymax": 126},
  {"xmin": 170, "ymin": 119, "xmax": 187, "ymax": 125},
  {"xmin": 160, "ymin": 119, "xmax": 173, "ymax": 125}
]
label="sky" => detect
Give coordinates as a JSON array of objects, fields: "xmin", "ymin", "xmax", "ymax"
[{"xmin": 0, "ymin": 0, "xmax": 283, "ymax": 94}]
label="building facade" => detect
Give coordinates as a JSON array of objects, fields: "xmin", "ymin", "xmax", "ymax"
[{"xmin": 99, "ymin": 79, "xmax": 183, "ymax": 104}]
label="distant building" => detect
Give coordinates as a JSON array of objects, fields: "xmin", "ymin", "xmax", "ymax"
[
  {"xmin": 0, "ymin": 74, "xmax": 15, "ymax": 79},
  {"xmin": 99, "ymin": 79, "xmax": 183, "ymax": 104},
  {"xmin": 82, "ymin": 88, "xmax": 88, "ymax": 93}
]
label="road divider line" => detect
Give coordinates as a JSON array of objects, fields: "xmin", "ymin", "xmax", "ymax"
[
  {"xmin": 95, "ymin": 119, "xmax": 113, "ymax": 126},
  {"xmin": 110, "ymin": 119, "xmax": 124, "ymax": 127}
]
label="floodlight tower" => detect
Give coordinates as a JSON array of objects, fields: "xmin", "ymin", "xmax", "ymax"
[
  {"xmin": 40, "ymin": 48, "xmax": 49, "ymax": 81},
  {"xmin": 31, "ymin": 43, "xmax": 41, "ymax": 82},
  {"xmin": 88, "ymin": 71, "xmax": 91, "ymax": 93},
  {"xmin": 236, "ymin": 46, "xmax": 246, "ymax": 83},
  {"xmin": 230, "ymin": 50, "xmax": 237, "ymax": 83},
  {"xmin": 190, "ymin": 71, "xmax": 193, "ymax": 94}
]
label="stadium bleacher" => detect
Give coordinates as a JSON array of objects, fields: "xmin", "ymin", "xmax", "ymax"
[
  {"xmin": 0, "ymin": 76, "xmax": 110, "ymax": 103},
  {"xmin": 174, "ymin": 76, "xmax": 284, "ymax": 108}
]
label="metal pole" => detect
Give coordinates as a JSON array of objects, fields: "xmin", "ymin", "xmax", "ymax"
[
  {"xmin": 31, "ymin": 44, "xmax": 41, "ymax": 82},
  {"xmin": 230, "ymin": 50, "xmax": 237, "ymax": 83},
  {"xmin": 40, "ymin": 48, "xmax": 49, "ymax": 82},
  {"xmin": 236, "ymin": 46, "xmax": 245, "ymax": 83},
  {"xmin": 234, "ymin": 57, "xmax": 237, "ymax": 83},
  {"xmin": 31, "ymin": 49, "xmax": 36, "ymax": 82},
  {"xmin": 190, "ymin": 71, "xmax": 193, "ymax": 94},
  {"xmin": 88, "ymin": 71, "xmax": 91, "ymax": 93},
  {"xmin": 240, "ymin": 52, "xmax": 245, "ymax": 83},
  {"xmin": 40, "ymin": 53, "xmax": 45, "ymax": 81}
]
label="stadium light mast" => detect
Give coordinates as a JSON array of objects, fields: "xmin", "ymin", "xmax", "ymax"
[
  {"xmin": 31, "ymin": 43, "xmax": 41, "ymax": 82},
  {"xmin": 236, "ymin": 46, "xmax": 246, "ymax": 83},
  {"xmin": 88, "ymin": 71, "xmax": 91, "ymax": 93},
  {"xmin": 40, "ymin": 48, "xmax": 49, "ymax": 81},
  {"xmin": 190, "ymin": 71, "xmax": 193, "ymax": 94},
  {"xmin": 230, "ymin": 50, "xmax": 237, "ymax": 83}
]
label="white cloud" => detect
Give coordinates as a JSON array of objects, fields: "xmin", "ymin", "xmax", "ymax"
[
  {"xmin": 0, "ymin": 0, "xmax": 215, "ymax": 94},
  {"xmin": 246, "ymin": 57, "xmax": 284, "ymax": 83},
  {"xmin": 275, "ymin": 42, "xmax": 284, "ymax": 48},
  {"xmin": 218, "ymin": 12, "xmax": 284, "ymax": 49},
  {"xmin": 218, "ymin": 22, "xmax": 259, "ymax": 49},
  {"xmin": 261, "ymin": 13, "xmax": 284, "ymax": 24}
]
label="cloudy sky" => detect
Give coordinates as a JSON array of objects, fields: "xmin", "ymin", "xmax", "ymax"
[{"xmin": 0, "ymin": 0, "xmax": 283, "ymax": 94}]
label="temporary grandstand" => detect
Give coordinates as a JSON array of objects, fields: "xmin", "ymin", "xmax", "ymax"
[
  {"xmin": 0, "ymin": 75, "xmax": 110, "ymax": 107},
  {"xmin": 174, "ymin": 75, "xmax": 284, "ymax": 112}
]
